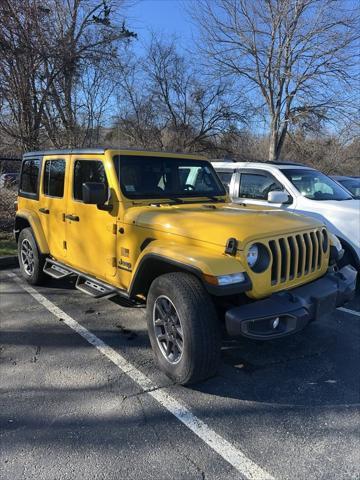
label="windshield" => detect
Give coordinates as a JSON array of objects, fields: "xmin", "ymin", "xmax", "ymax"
[
  {"xmin": 113, "ymin": 155, "xmax": 226, "ymax": 200},
  {"xmin": 282, "ymin": 169, "xmax": 352, "ymax": 201},
  {"xmin": 337, "ymin": 178, "xmax": 360, "ymax": 199}
]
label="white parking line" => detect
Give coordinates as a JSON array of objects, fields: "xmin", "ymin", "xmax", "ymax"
[
  {"xmin": 337, "ymin": 307, "xmax": 360, "ymax": 317},
  {"xmin": 7, "ymin": 272, "xmax": 274, "ymax": 480}
]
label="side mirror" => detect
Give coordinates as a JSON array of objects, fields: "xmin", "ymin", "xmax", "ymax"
[
  {"xmin": 82, "ymin": 182, "xmax": 108, "ymax": 206},
  {"xmin": 267, "ymin": 191, "xmax": 289, "ymax": 204}
]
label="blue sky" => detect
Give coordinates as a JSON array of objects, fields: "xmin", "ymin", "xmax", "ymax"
[
  {"xmin": 122, "ymin": 0, "xmax": 358, "ymax": 135},
  {"xmin": 126, "ymin": 0, "xmax": 194, "ymax": 53}
]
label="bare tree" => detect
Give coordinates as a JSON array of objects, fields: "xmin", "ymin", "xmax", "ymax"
[
  {"xmin": 42, "ymin": 0, "xmax": 135, "ymax": 147},
  {"xmin": 0, "ymin": 0, "xmax": 134, "ymax": 150},
  {"xmin": 191, "ymin": 0, "xmax": 359, "ymax": 160},
  {"xmin": 0, "ymin": 0, "xmax": 58, "ymax": 150},
  {"xmin": 110, "ymin": 50, "xmax": 161, "ymax": 148},
  {"xmin": 111, "ymin": 36, "xmax": 245, "ymax": 152}
]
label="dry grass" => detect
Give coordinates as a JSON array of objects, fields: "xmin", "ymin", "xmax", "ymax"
[
  {"xmin": 0, "ymin": 231, "xmax": 17, "ymax": 256},
  {"xmin": 0, "ymin": 186, "xmax": 17, "ymax": 233}
]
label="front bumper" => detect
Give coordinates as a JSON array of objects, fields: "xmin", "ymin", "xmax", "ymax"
[{"xmin": 225, "ymin": 265, "xmax": 357, "ymax": 340}]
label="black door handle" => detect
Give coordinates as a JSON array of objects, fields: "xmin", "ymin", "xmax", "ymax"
[
  {"xmin": 39, "ymin": 208, "xmax": 50, "ymax": 214},
  {"xmin": 65, "ymin": 214, "xmax": 80, "ymax": 222}
]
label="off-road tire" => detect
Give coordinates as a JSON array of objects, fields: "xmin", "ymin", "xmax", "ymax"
[
  {"xmin": 18, "ymin": 228, "xmax": 46, "ymax": 285},
  {"xmin": 146, "ymin": 272, "xmax": 221, "ymax": 385}
]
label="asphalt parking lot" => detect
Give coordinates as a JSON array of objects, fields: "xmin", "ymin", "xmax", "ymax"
[{"xmin": 1, "ymin": 269, "xmax": 359, "ymax": 480}]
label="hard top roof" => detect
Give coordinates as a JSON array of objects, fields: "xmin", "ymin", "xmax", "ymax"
[
  {"xmin": 211, "ymin": 159, "xmax": 307, "ymax": 167},
  {"xmin": 23, "ymin": 147, "xmax": 206, "ymax": 159}
]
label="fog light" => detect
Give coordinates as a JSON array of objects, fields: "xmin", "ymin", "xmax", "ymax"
[{"xmin": 272, "ymin": 317, "xmax": 280, "ymax": 329}]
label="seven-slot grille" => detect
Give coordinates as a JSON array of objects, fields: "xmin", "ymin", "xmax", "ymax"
[{"xmin": 268, "ymin": 229, "xmax": 328, "ymax": 285}]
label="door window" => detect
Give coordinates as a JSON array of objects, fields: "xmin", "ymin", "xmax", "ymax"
[
  {"xmin": 19, "ymin": 158, "xmax": 40, "ymax": 197},
  {"xmin": 239, "ymin": 172, "xmax": 283, "ymax": 200},
  {"xmin": 43, "ymin": 159, "xmax": 65, "ymax": 198},
  {"xmin": 73, "ymin": 160, "xmax": 108, "ymax": 201}
]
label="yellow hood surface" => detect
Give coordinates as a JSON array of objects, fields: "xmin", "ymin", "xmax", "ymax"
[{"xmin": 124, "ymin": 202, "xmax": 323, "ymax": 249}]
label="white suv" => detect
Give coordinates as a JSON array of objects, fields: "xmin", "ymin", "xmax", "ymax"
[{"xmin": 212, "ymin": 161, "xmax": 360, "ymax": 269}]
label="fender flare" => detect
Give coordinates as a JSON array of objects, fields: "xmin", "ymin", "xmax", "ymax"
[
  {"xmin": 15, "ymin": 212, "xmax": 50, "ymax": 254},
  {"xmin": 128, "ymin": 241, "xmax": 251, "ymax": 297}
]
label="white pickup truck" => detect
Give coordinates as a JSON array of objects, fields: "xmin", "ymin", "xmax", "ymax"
[{"xmin": 212, "ymin": 161, "xmax": 360, "ymax": 270}]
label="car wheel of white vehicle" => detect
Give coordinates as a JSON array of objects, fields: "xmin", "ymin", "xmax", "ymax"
[
  {"xmin": 146, "ymin": 272, "xmax": 221, "ymax": 385},
  {"xmin": 337, "ymin": 245, "xmax": 359, "ymax": 272}
]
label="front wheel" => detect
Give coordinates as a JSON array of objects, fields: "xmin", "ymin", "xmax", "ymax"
[
  {"xmin": 146, "ymin": 272, "xmax": 221, "ymax": 385},
  {"xmin": 338, "ymin": 247, "xmax": 359, "ymax": 272},
  {"xmin": 18, "ymin": 228, "xmax": 46, "ymax": 285}
]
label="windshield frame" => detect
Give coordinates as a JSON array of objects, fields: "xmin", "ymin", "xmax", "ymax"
[
  {"xmin": 282, "ymin": 168, "xmax": 353, "ymax": 201},
  {"xmin": 113, "ymin": 154, "xmax": 227, "ymax": 201}
]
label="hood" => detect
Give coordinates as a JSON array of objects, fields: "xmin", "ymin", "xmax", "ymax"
[
  {"xmin": 124, "ymin": 202, "xmax": 324, "ymax": 249},
  {"xmin": 297, "ymin": 198, "xmax": 360, "ymax": 250},
  {"xmin": 306, "ymin": 199, "xmax": 360, "ymax": 213}
]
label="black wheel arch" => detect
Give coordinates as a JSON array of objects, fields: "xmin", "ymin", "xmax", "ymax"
[
  {"xmin": 129, "ymin": 254, "xmax": 203, "ymax": 298},
  {"xmin": 129, "ymin": 253, "xmax": 252, "ymax": 298},
  {"xmin": 14, "ymin": 215, "xmax": 31, "ymax": 243}
]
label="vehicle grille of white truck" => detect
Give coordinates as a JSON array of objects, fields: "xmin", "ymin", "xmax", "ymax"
[{"xmin": 268, "ymin": 228, "xmax": 328, "ymax": 285}]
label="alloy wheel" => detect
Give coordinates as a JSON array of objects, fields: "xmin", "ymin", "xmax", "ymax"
[
  {"xmin": 153, "ymin": 295, "xmax": 184, "ymax": 364},
  {"xmin": 21, "ymin": 239, "xmax": 35, "ymax": 276}
]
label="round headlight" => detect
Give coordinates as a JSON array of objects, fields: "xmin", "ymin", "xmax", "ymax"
[
  {"xmin": 247, "ymin": 244, "xmax": 259, "ymax": 268},
  {"xmin": 246, "ymin": 243, "xmax": 271, "ymax": 273}
]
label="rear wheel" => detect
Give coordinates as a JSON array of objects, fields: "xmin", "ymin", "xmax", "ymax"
[
  {"xmin": 146, "ymin": 272, "xmax": 221, "ymax": 385},
  {"xmin": 18, "ymin": 228, "xmax": 46, "ymax": 285}
]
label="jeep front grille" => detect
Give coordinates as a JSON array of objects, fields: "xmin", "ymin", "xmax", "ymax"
[{"xmin": 268, "ymin": 229, "xmax": 327, "ymax": 285}]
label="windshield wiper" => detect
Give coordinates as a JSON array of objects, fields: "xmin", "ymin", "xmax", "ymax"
[
  {"xmin": 201, "ymin": 195, "xmax": 223, "ymax": 203},
  {"xmin": 176, "ymin": 194, "xmax": 224, "ymax": 203},
  {"xmin": 149, "ymin": 198, "xmax": 184, "ymax": 205},
  {"xmin": 150, "ymin": 195, "xmax": 224, "ymax": 205}
]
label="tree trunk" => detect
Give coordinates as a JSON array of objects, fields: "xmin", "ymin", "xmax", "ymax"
[
  {"xmin": 269, "ymin": 121, "xmax": 288, "ymax": 161},
  {"xmin": 268, "ymin": 126, "xmax": 278, "ymax": 161}
]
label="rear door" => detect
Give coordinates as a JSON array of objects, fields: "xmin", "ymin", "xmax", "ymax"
[
  {"xmin": 38, "ymin": 156, "xmax": 68, "ymax": 261},
  {"xmin": 64, "ymin": 156, "xmax": 117, "ymax": 281}
]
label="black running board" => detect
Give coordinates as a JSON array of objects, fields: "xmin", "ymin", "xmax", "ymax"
[
  {"xmin": 43, "ymin": 258, "xmax": 140, "ymax": 305},
  {"xmin": 75, "ymin": 276, "xmax": 117, "ymax": 298},
  {"xmin": 43, "ymin": 259, "xmax": 73, "ymax": 279}
]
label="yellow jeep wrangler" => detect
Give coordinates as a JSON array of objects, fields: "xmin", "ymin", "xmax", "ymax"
[{"xmin": 15, "ymin": 148, "xmax": 357, "ymax": 384}]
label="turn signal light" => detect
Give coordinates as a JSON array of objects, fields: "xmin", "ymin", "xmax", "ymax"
[{"xmin": 203, "ymin": 272, "xmax": 246, "ymax": 286}]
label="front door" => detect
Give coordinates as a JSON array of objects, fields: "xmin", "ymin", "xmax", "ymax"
[
  {"xmin": 65, "ymin": 156, "xmax": 117, "ymax": 281},
  {"xmin": 38, "ymin": 156, "xmax": 68, "ymax": 261},
  {"xmin": 233, "ymin": 169, "xmax": 292, "ymax": 209}
]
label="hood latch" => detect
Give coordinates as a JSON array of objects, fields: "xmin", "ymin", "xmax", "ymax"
[{"xmin": 225, "ymin": 237, "xmax": 238, "ymax": 256}]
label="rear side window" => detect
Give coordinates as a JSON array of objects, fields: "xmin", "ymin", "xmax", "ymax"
[
  {"xmin": 19, "ymin": 159, "xmax": 40, "ymax": 197},
  {"xmin": 43, "ymin": 159, "xmax": 65, "ymax": 198},
  {"xmin": 73, "ymin": 160, "xmax": 107, "ymax": 201},
  {"xmin": 239, "ymin": 172, "xmax": 283, "ymax": 200}
]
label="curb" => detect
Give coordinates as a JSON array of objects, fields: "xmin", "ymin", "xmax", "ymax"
[{"xmin": 0, "ymin": 255, "xmax": 19, "ymax": 270}]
